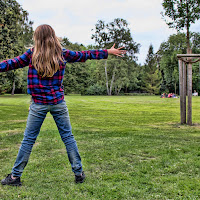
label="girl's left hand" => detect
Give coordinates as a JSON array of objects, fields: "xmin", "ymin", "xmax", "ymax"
[{"xmin": 107, "ymin": 43, "xmax": 126, "ymax": 57}]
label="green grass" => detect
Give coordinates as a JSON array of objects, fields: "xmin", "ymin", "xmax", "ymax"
[{"xmin": 0, "ymin": 95, "xmax": 200, "ymax": 200}]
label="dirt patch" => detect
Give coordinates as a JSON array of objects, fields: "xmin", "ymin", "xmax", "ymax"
[
  {"xmin": 138, "ymin": 155, "xmax": 157, "ymax": 162},
  {"xmin": 0, "ymin": 147, "xmax": 10, "ymax": 151},
  {"xmin": 53, "ymin": 148, "xmax": 66, "ymax": 154},
  {"xmin": 0, "ymin": 130, "xmax": 22, "ymax": 135},
  {"xmin": 8, "ymin": 120, "xmax": 27, "ymax": 123},
  {"xmin": 168, "ymin": 122, "xmax": 200, "ymax": 129},
  {"xmin": 0, "ymin": 120, "xmax": 27, "ymax": 125},
  {"xmin": 149, "ymin": 122, "xmax": 200, "ymax": 129},
  {"xmin": 192, "ymin": 123, "xmax": 200, "ymax": 127}
]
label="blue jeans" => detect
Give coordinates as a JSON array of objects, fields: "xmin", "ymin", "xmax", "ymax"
[{"xmin": 12, "ymin": 100, "xmax": 82, "ymax": 177}]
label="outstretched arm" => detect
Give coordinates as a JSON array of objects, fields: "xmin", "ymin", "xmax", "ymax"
[
  {"xmin": 63, "ymin": 49, "xmax": 108, "ymax": 63},
  {"xmin": 0, "ymin": 49, "xmax": 32, "ymax": 72},
  {"xmin": 63, "ymin": 44, "xmax": 126, "ymax": 63}
]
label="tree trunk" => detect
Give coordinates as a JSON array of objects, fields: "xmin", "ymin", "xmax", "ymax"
[
  {"xmin": 109, "ymin": 66, "xmax": 116, "ymax": 95},
  {"xmin": 117, "ymin": 86, "xmax": 122, "ymax": 95},
  {"xmin": 179, "ymin": 59, "xmax": 184, "ymax": 124},
  {"xmin": 183, "ymin": 62, "xmax": 187, "ymax": 123},
  {"xmin": 104, "ymin": 60, "xmax": 109, "ymax": 95},
  {"xmin": 125, "ymin": 86, "xmax": 127, "ymax": 93},
  {"xmin": 115, "ymin": 86, "xmax": 117, "ymax": 95},
  {"xmin": 11, "ymin": 80, "xmax": 15, "ymax": 95},
  {"xmin": 187, "ymin": 62, "xmax": 192, "ymax": 125},
  {"xmin": 199, "ymin": 62, "xmax": 200, "ymax": 89},
  {"xmin": 175, "ymin": 81, "xmax": 176, "ymax": 94},
  {"xmin": 186, "ymin": 1, "xmax": 190, "ymax": 53}
]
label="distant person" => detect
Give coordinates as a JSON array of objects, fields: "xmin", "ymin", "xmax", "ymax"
[
  {"xmin": 193, "ymin": 90, "xmax": 198, "ymax": 96},
  {"xmin": 161, "ymin": 93, "xmax": 165, "ymax": 98},
  {"xmin": 168, "ymin": 93, "xmax": 172, "ymax": 98},
  {"xmin": 172, "ymin": 93, "xmax": 178, "ymax": 98},
  {"xmin": 161, "ymin": 93, "xmax": 167, "ymax": 98},
  {"xmin": 0, "ymin": 24, "xmax": 126, "ymax": 186}
]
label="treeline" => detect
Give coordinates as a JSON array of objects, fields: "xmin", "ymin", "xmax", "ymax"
[
  {"xmin": 0, "ymin": 0, "xmax": 200, "ymax": 95},
  {"xmin": 0, "ymin": 0, "xmax": 33, "ymax": 95},
  {"xmin": 63, "ymin": 31, "xmax": 200, "ymax": 95}
]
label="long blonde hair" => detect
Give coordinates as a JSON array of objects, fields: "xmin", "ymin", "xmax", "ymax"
[{"xmin": 32, "ymin": 24, "xmax": 63, "ymax": 77}]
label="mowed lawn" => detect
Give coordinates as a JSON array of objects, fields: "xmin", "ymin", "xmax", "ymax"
[{"xmin": 0, "ymin": 95, "xmax": 200, "ymax": 200}]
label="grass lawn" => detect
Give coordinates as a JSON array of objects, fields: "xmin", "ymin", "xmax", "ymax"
[{"xmin": 0, "ymin": 94, "xmax": 200, "ymax": 200}]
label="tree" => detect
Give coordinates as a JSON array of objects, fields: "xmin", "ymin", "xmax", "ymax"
[
  {"xmin": 161, "ymin": 0, "xmax": 200, "ymax": 53},
  {"xmin": 85, "ymin": 59, "xmax": 107, "ymax": 95},
  {"xmin": 191, "ymin": 32, "xmax": 200, "ymax": 92},
  {"xmin": 158, "ymin": 33, "xmax": 187, "ymax": 93},
  {"xmin": 91, "ymin": 18, "xmax": 140, "ymax": 95},
  {"xmin": 158, "ymin": 32, "xmax": 200, "ymax": 93},
  {"xmin": 92, "ymin": 18, "xmax": 140, "ymax": 59},
  {"xmin": 142, "ymin": 44, "xmax": 162, "ymax": 94},
  {"xmin": 63, "ymin": 62, "xmax": 89, "ymax": 95},
  {"xmin": 0, "ymin": 0, "xmax": 33, "ymax": 95},
  {"xmin": 61, "ymin": 38, "xmax": 90, "ymax": 94},
  {"xmin": 0, "ymin": 73, "xmax": 11, "ymax": 94}
]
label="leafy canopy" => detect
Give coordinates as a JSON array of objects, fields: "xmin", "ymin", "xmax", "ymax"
[
  {"xmin": 91, "ymin": 18, "xmax": 140, "ymax": 60},
  {"xmin": 161, "ymin": 0, "xmax": 200, "ymax": 31}
]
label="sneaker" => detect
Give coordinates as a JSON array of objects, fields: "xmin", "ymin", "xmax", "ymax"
[
  {"xmin": 1, "ymin": 174, "xmax": 22, "ymax": 186},
  {"xmin": 75, "ymin": 171, "xmax": 85, "ymax": 183}
]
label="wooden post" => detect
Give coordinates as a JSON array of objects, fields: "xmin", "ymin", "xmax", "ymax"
[
  {"xmin": 178, "ymin": 59, "xmax": 184, "ymax": 124},
  {"xmin": 182, "ymin": 61, "xmax": 187, "ymax": 124},
  {"xmin": 187, "ymin": 62, "xmax": 192, "ymax": 125},
  {"xmin": 199, "ymin": 62, "xmax": 200, "ymax": 88},
  {"xmin": 177, "ymin": 54, "xmax": 200, "ymax": 126},
  {"xmin": 187, "ymin": 49, "xmax": 192, "ymax": 126}
]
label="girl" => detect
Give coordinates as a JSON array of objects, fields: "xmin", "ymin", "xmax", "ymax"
[{"xmin": 0, "ymin": 24, "xmax": 126, "ymax": 186}]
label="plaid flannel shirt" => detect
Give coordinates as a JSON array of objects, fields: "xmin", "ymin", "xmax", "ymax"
[{"xmin": 0, "ymin": 48, "xmax": 108, "ymax": 105}]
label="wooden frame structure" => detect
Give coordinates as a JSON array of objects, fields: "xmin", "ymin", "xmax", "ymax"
[{"xmin": 177, "ymin": 54, "xmax": 200, "ymax": 125}]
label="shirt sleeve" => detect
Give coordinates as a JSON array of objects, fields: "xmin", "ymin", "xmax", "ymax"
[
  {"xmin": 62, "ymin": 49, "xmax": 108, "ymax": 63},
  {"xmin": 0, "ymin": 49, "xmax": 32, "ymax": 72}
]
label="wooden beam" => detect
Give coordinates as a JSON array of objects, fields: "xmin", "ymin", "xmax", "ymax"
[
  {"xmin": 182, "ymin": 62, "xmax": 186, "ymax": 124},
  {"xmin": 177, "ymin": 54, "xmax": 200, "ymax": 58},
  {"xmin": 178, "ymin": 59, "xmax": 184, "ymax": 124},
  {"xmin": 179, "ymin": 58, "xmax": 200, "ymax": 64}
]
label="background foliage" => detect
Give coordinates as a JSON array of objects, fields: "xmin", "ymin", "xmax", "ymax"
[{"xmin": 0, "ymin": 0, "xmax": 200, "ymax": 95}]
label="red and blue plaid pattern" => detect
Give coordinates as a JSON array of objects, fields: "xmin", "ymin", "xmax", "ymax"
[{"xmin": 0, "ymin": 48, "xmax": 108, "ymax": 105}]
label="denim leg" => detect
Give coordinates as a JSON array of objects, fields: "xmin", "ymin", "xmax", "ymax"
[
  {"xmin": 12, "ymin": 102, "xmax": 48, "ymax": 177},
  {"xmin": 50, "ymin": 101, "xmax": 82, "ymax": 175}
]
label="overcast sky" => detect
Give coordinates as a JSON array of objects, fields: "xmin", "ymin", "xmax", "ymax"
[{"xmin": 17, "ymin": 0, "xmax": 200, "ymax": 64}]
